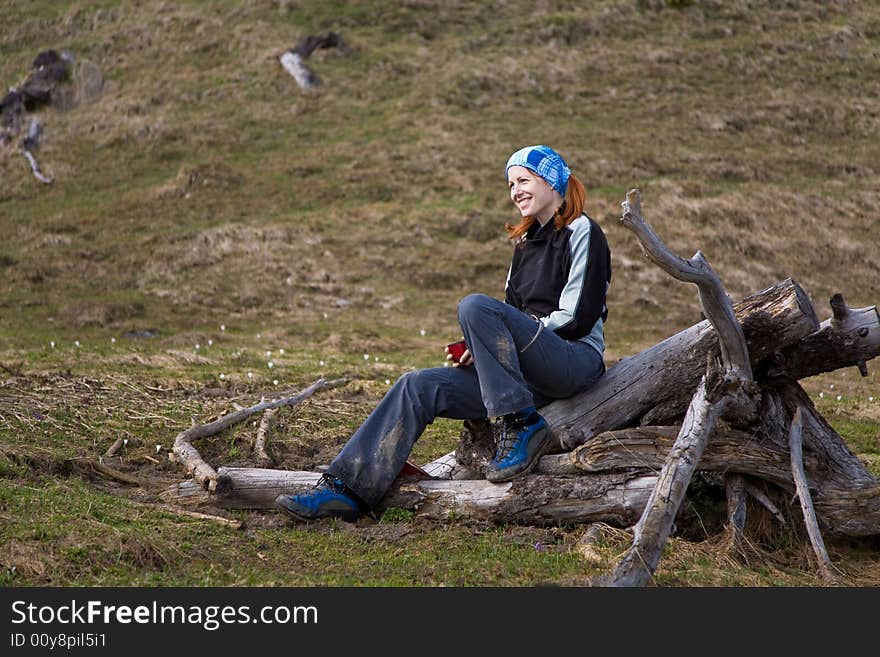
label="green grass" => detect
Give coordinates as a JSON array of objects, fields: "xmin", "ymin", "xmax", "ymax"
[{"xmin": 1, "ymin": 0, "xmax": 879, "ymax": 587}]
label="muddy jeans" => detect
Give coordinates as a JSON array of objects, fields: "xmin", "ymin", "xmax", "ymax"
[{"xmin": 327, "ymin": 293, "xmax": 605, "ymax": 508}]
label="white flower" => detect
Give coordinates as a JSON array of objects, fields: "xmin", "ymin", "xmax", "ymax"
[
  {"xmin": 208, "ymin": 339, "xmax": 213, "ymax": 346},
  {"xmin": 247, "ymin": 372, "xmax": 253, "ymax": 379},
  {"xmin": 870, "ymin": 396, "xmax": 875, "ymax": 402},
  {"xmin": 322, "ymin": 312, "xmax": 328, "ymax": 319},
  {"xmin": 123, "ymin": 439, "xmax": 128, "ymax": 446},
  {"xmin": 819, "ymin": 392, "xmax": 824, "ymax": 398},
  {"xmin": 155, "ymin": 445, "xmax": 161, "ymax": 453},
  {"xmin": 111, "ymin": 337, "xmax": 116, "ymax": 344},
  {"xmin": 319, "ymin": 360, "xmax": 325, "ymax": 366},
  {"xmin": 195, "ymin": 344, "xmax": 200, "ymax": 350},
  {"xmin": 374, "ymin": 356, "xmax": 379, "ymax": 362},
  {"xmin": 74, "ymin": 340, "xmax": 80, "ymax": 347},
  {"xmin": 267, "ymin": 361, "xmax": 274, "ymax": 369},
  {"xmin": 829, "ymin": 384, "xmax": 835, "ymax": 389},
  {"xmin": 836, "ymin": 395, "xmax": 842, "ymax": 401},
  {"xmin": 220, "ymin": 324, "xmax": 226, "ymax": 331},
  {"xmin": 385, "ymin": 379, "xmax": 391, "ymax": 385},
  {"xmin": 266, "ymin": 351, "xmax": 272, "ymax": 357},
  {"xmin": 420, "ymin": 329, "xmax": 426, "ymax": 336},
  {"xmin": 219, "ymin": 373, "xmax": 225, "ymax": 380},
  {"xmin": 273, "ymin": 379, "xmax": 279, "ymax": 386},
  {"xmin": 363, "ymin": 353, "xmax": 370, "ymax": 360},
  {"xmin": 50, "ymin": 341, "xmax": 55, "ymax": 348}
]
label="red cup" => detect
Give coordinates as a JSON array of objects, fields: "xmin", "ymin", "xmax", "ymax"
[{"xmin": 446, "ymin": 340, "xmax": 468, "ymax": 363}]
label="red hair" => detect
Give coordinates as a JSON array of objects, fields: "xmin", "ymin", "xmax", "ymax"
[{"xmin": 505, "ymin": 173, "xmax": 587, "ymax": 241}]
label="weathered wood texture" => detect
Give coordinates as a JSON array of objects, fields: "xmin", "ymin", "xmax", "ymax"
[
  {"xmin": 161, "ymin": 393, "xmax": 880, "ymax": 537},
  {"xmin": 611, "ymin": 375, "xmax": 728, "ymax": 587},
  {"xmin": 171, "ymin": 378, "xmax": 343, "ymax": 492},
  {"xmin": 161, "ymin": 466, "xmax": 657, "ymax": 526},
  {"xmin": 788, "ymin": 407, "xmax": 838, "ymax": 583},
  {"xmin": 540, "ymin": 278, "xmax": 817, "ymax": 451},
  {"xmin": 620, "ymin": 188, "xmax": 752, "ymax": 379},
  {"xmin": 778, "ymin": 295, "xmax": 880, "ymax": 380}
]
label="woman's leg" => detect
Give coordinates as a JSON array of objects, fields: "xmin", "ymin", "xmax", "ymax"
[
  {"xmin": 457, "ymin": 293, "xmax": 604, "ymax": 416},
  {"xmin": 457, "ymin": 293, "xmax": 605, "ymax": 482},
  {"xmin": 326, "ymin": 366, "xmax": 487, "ymax": 509}
]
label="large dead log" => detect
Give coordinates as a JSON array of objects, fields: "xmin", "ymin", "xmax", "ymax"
[
  {"xmin": 160, "ymin": 466, "xmax": 658, "ymax": 526},
  {"xmin": 453, "ymin": 290, "xmax": 880, "ymax": 474},
  {"xmin": 539, "ymin": 276, "xmax": 817, "ymax": 451}
]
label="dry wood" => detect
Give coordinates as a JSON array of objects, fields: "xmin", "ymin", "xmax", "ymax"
[
  {"xmin": 254, "ymin": 408, "xmax": 276, "ymax": 465},
  {"xmin": 279, "ymin": 52, "xmax": 316, "ymax": 90},
  {"xmin": 104, "ymin": 437, "xmax": 125, "ymax": 458},
  {"xmin": 87, "ymin": 460, "xmax": 146, "ymax": 486},
  {"xmin": 172, "ymin": 377, "xmax": 346, "ymax": 493},
  {"xmin": 620, "ymin": 189, "xmax": 752, "ymax": 380},
  {"xmin": 576, "ymin": 524, "xmax": 613, "ymax": 564},
  {"xmin": 610, "ymin": 375, "xmax": 728, "ymax": 586},
  {"xmin": 606, "ymin": 189, "xmax": 758, "ymax": 586},
  {"xmin": 161, "ymin": 466, "xmax": 658, "ymax": 525},
  {"xmin": 778, "ymin": 295, "xmax": 880, "ymax": 380},
  {"xmin": 745, "ymin": 482, "xmax": 786, "ymax": 526},
  {"xmin": 539, "ymin": 277, "xmax": 816, "ymax": 451},
  {"xmin": 724, "ymin": 474, "xmax": 748, "ymax": 557},
  {"xmin": 547, "ymin": 425, "xmax": 813, "ymax": 487},
  {"xmin": 138, "ymin": 503, "xmax": 243, "ymax": 529},
  {"xmin": 22, "ymin": 148, "xmax": 53, "ymax": 184},
  {"xmin": 280, "ymin": 32, "xmax": 348, "ymax": 90},
  {"xmin": 788, "ymin": 406, "xmax": 838, "ymax": 583}
]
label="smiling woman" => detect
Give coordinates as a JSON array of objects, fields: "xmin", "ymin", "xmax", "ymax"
[
  {"xmin": 275, "ymin": 144, "xmax": 612, "ymax": 523},
  {"xmin": 505, "ymin": 144, "xmax": 587, "ymax": 238}
]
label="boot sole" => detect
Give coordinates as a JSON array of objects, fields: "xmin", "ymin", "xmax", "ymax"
[{"xmin": 274, "ymin": 496, "xmax": 359, "ymax": 523}]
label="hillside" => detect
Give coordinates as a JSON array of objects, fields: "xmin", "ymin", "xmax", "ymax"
[{"xmin": 1, "ymin": 0, "xmax": 879, "ymax": 586}]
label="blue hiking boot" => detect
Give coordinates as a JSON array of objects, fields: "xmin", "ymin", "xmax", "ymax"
[
  {"xmin": 275, "ymin": 474, "xmax": 362, "ymax": 522},
  {"xmin": 485, "ymin": 411, "xmax": 549, "ymax": 483}
]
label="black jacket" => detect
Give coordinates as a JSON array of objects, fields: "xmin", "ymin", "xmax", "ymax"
[{"xmin": 505, "ymin": 214, "xmax": 611, "ymax": 352}]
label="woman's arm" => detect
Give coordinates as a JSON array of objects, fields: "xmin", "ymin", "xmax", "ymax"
[{"xmin": 541, "ymin": 217, "xmax": 611, "ymax": 341}]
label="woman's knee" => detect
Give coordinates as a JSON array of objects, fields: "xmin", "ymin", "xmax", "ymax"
[
  {"xmin": 395, "ymin": 368, "xmax": 445, "ymax": 396},
  {"xmin": 457, "ymin": 293, "xmax": 498, "ymax": 323}
]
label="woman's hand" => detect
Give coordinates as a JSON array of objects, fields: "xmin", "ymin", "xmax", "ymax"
[
  {"xmin": 445, "ymin": 341, "xmax": 473, "ymax": 367},
  {"xmin": 455, "ymin": 348, "xmax": 473, "ymax": 367}
]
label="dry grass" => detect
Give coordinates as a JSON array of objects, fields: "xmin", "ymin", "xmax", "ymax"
[{"xmin": 1, "ymin": 0, "xmax": 879, "ymax": 586}]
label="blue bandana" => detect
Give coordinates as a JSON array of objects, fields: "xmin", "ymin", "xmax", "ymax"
[{"xmin": 505, "ymin": 145, "xmax": 571, "ymax": 196}]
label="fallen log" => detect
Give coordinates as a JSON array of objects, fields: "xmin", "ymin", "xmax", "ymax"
[
  {"xmin": 539, "ymin": 276, "xmax": 817, "ymax": 451},
  {"xmin": 160, "ymin": 466, "xmax": 658, "ymax": 526}
]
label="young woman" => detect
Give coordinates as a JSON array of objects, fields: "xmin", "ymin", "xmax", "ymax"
[{"xmin": 276, "ymin": 145, "xmax": 611, "ymax": 522}]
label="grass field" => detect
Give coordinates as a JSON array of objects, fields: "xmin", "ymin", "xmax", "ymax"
[{"xmin": 1, "ymin": 0, "xmax": 879, "ymax": 586}]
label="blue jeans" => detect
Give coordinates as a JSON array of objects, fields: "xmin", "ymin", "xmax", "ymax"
[{"xmin": 327, "ymin": 294, "xmax": 605, "ymax": 508}]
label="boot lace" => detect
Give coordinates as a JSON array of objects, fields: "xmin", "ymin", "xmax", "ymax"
[{"xmin": 492, "ymin": 417, "xmax": 522, "ymax": 462}]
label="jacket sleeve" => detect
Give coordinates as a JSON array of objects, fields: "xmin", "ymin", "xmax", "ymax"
[{"xmin": 540, "ymin": 218, "xmax": 610, "ymax": 341}]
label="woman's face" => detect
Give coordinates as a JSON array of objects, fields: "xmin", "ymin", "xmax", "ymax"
[{"xmin": 507, "ymin": 165, "xmax": 562, "ymax": 224}]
